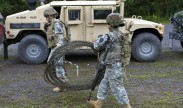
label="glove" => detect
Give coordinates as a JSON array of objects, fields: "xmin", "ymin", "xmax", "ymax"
[{"xmin": 48, "ymin": 35, "xmax": 57, "ymax": 48}]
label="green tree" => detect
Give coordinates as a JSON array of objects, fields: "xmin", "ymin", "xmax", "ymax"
[
  {"xmin": 0, "ymin": 0, "xmax": 28, "ymax": 17},
  {"xmin": 125, "ymin": 0, "xmax": 183, "ymax": 21},
  {"xmin": 1, "ymin": 0, "xmax": 183, "ymax": 21}
]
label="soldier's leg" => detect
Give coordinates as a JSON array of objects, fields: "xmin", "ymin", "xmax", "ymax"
[
  {"xmin": 87, "ymin": 71, "xmax": 110, "ymax": 108},
  {"xmin": 109, "ymin": 77, "xmax": 130, "ymax": 106},
  {"xmin": 97, "ymin": 78, "xmax": 110, "ymax": 100},
  {"xmin": 55, "ymin": 56, "xmax": 68, "ymax": 82},
  {"xmin": 87, "ymin": 79, "xmax": 109, "ymax": 108},
  {"xmin": 97, "ymin": 68, "xmax": 111, "ymax": 100},
  {"xmin": 53, "ymin": 56, "xmax": 68, "ymax": 92}
]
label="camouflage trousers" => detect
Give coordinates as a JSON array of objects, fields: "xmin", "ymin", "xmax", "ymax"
[
  {"xmin": 97, "ymin": 62, "xmax": 129, "ymax": 105},
  {"xmin": 47, "ymin": 45, "xmax": 68, "ymax": 83}
]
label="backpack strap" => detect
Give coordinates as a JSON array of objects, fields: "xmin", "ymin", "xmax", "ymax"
[{"xmin": 60, "ymin": 20, "xmax": 71, "ymax": 41}]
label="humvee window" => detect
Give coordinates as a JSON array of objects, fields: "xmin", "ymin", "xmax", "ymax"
[
  {"xmin": 68, "ymin": 10, "xmax": 80, "ymax": 21},
  {"xmin": 94, "ymin": 10, "xmax": 111, "ymax": 20}
]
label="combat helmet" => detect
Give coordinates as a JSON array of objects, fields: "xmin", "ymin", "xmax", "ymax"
[
  {"xmin": 106, "ymin": 13, "xmax": 124, "ymax": 27},
  {"xmin": 44, "ymin": 7, "xmax": 58, "ymax": 18}
]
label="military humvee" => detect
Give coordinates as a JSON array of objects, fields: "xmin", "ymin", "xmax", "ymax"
[{"xmin": 4, "ymin": 0, "xmax": 164, "ymax": 64}]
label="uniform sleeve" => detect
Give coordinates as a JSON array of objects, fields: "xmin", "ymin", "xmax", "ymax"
[
  {"xmin": 54, "ymin": 22, "xmax": 64, "ymax": 34},
  {"xmin": 93, "ymin": 34, "xmax": 108, "ymax": 51}
]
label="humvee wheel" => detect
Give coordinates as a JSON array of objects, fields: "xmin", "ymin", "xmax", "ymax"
[
  {"xmin": 132, "ymin": 32, "xmax": 161, "ymax": 62},
  {"xmin": 18, "ymin": 34, "xmax": 49, "ymax": 64},
  {"xmin": 180, "ymin": 41, "xmax": 183, "ymax": 48}
]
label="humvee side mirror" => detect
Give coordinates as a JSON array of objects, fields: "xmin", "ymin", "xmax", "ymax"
[
  {"xmin": 40, "ymin": 0, "xmax": 48, "ymax": 5},
  {"xmin": 126, "ymin": 21, "xmax": 134, "ymax": 32},
  {"xmin": 27, "ymin": 0, "xmax": 37, "ymax": 11}
]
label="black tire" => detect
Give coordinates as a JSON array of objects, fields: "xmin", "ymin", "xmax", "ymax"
[
  {"xmin": 18, "ymin": 34, "xmax": 49, "ymax": 64},
  {"xmin": 180, "ymin": 41, "xmax": 183, "ymax": 48},
  {"xmin": 132, "ymin": 32, "xmax": 161, "ymax": 62}
]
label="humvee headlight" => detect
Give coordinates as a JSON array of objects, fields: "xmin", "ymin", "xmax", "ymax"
[
  {"xmin": 7, "ymin": 30, "xmax": 10, "ymax": 34},
  {"xmin": 6, "ymin": 30, "xmax": 14, "ymax": 37},
  {"xmin": 155, "ymin": 24, "xmax": 164, "ymax": 33},
  {"xmin": 159, "ymin": 24, "xmax": 164, "ymax": 32},
  {"xmin": 158, "ymin": 26, "xmax": 162, "ymax": 31}
]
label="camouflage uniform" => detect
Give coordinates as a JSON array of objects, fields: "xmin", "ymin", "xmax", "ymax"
[
  {"xmin": 88, "ymin": 13, "xmax": 131, "ymax": 108},
  {"xmin": 94, "ymin": 28, "xmax": 129, "ymax": 105},
  {"xmin": 47, "ymin": 19, "xmax": 69, "ymax": 81},
  {"xmin": 44, "ymin": 7, "xmax": 70, "ymax": 83}
]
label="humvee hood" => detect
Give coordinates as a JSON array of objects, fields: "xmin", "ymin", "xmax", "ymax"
[
  {"xmin": 7, "ymin": 10, "xmax": 30, "ymax": 18},
  {"xmin": 124, "ymin": 18, "xmax": 163, "ymax": 33},
  {"xmin": 7, "ymin": 4, "xmax": 49, "ymax": 19},
  {"xmin": 125, "ymin": 18, "xmax": 160, "ymax": 26}
]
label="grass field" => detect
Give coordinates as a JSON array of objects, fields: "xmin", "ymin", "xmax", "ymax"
[{"xmin": 0, "ymin": 50, "xmax": 183, "ymax": 108}]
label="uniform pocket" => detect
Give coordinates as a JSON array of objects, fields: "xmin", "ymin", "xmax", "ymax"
[{"xmin": 109, "ymin": 62, "xmax": 122, "ymax": 79}]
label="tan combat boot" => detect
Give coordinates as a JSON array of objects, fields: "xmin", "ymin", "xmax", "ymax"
[
  {"xmin": 122, "ymin": 104, "xmax": 131, "ymax": 108},
  {"xmin": 87, "ymin": 99, "xmax": 103, "ymax": 108},
  {"xmin": 53, "ymin": 87, "xmax": 66, "ymax": 92}
]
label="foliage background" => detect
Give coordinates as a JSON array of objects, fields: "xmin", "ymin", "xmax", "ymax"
[
  {"xmin": 0, "ymin": 0, "xmax": 28, "ymax": 17},
  {"xmin": 124, "ymin": 0, "xmax": 183, "ymax": 22},
  {"xmin": 0, "ymin": 0, "xmax": 183, "ymax": 22}
]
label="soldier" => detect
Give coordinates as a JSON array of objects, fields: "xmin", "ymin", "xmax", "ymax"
[
  {"xmin": 0, "ymin": 13, "xmax": 4, "ymax": 24},
  {"xmin": 44, "ymin": 7, "xmax": 70, "ymax": 92},
  {"xmin": 87, "ymin": 13, "xmax": 131, "ymax": 108}
]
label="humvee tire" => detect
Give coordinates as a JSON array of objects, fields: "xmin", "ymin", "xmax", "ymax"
[
  {"xmin": 132, "ymin": 32, "xmax": 161, "ymax": 62},
  {"xmin": 18, "ymin": 34, "xmax": 49, "ymax": 64},
  {"xmin": 180, "ymin": 41, "xmax": 183, "ymax": 48}
]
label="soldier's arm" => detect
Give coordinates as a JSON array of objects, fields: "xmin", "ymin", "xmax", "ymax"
[
  {"xmin": 93, "ymin": 34, "xmax": 108, "ymax": 51},
  {"xmin": 54, "ymin": 21, "xmax": 71, "ymax": 41},
  {"xmin": 54, "ymin": 22, "xmax": 64, "ymax": 34}
]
